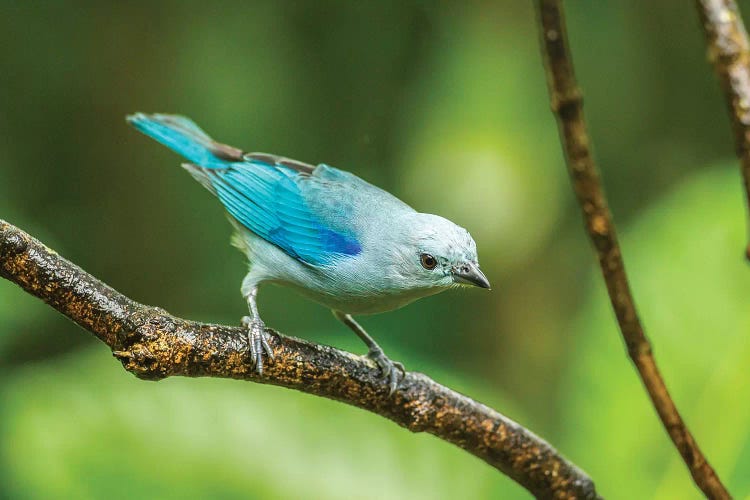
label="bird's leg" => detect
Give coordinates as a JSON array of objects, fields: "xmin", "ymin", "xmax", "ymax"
[
  {"xmin": 241, "ymin": 286, "xmax": 274, "ymax": 374},
  {"xmin": 333, "ymin": 310, "xmax": 405, "ymax": 394}
]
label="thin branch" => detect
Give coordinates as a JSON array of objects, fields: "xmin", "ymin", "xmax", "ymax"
[
  {"xmin": 695, "ymin": 0, "xmax": 750, "ymax": 261},
  {"xmin": 535, "ymin": 2, "xmax": 730, "ymax": 499},
  {"xmin": 0, "ymin": 219, "xmax": 599, "ymax": 499}
]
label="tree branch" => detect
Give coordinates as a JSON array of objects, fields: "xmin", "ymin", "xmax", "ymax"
[
  {"xmin": 695, "ymin": 0, "xmax": 750, "ymax": 260},
  {"xmin": 0, "ymin": 219, "xmax": 598, "ymax": 499},
  {"xmin": 535, "ymin": 2, "xmax": 730, "ymax": 499},
  {"xmin": 695, "ymin": 0, "xmax": 750, "ymax": 261}
]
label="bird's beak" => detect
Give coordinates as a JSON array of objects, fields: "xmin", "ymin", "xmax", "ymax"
[{"xmin": 451, "ymin": 262, "xmax": 491, "ymax": 289}]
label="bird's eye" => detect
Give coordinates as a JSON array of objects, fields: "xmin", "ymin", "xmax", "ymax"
[{"xmin": 420, "ymin": 253, "xmax": 437, "ymax": 270}]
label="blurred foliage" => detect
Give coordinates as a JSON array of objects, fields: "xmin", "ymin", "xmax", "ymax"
[
  {"xmin": 1, "ymin": 1, "xmax": 749, "ymax": 498},
  {"xmin": 1, "ymin": 349, "xmax": 522, "ymax": 499},
  {"xmin": 561, "ymin": 165, "xmax": 749, "ymax": 498},
  {"xmin": 3, "ymin": 165, "xmax": 746, "ymax": 500}
]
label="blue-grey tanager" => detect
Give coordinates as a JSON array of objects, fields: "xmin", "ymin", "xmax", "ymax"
[{"xmin": 127, "ymin": 113, "xmax": 490, "ymax": 393}]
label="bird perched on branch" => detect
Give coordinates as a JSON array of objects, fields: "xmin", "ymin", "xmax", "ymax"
[{"xmin": 127, "ymin": 113, "xmax": 490, "ymax": 393}]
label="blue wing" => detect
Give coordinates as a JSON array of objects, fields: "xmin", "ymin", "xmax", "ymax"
[
  {"xmin": 127, "ymin": 113, "xmax": 361, "ymax": 265},
  {"xmin": 201, "ymin": 160, "xmax": 362, "ymax": 264}
]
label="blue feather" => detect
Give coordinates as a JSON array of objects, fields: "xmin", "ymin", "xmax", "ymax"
[
  {"xmin": 128, "ymin": 113, "xmax": 361, "ymax": 265},
  {"xmin": 214, "ymin": 161, "xmax": 361, "ymax": 264},
  {"xmin": 127, "ymin": 113, "xmax": 229, "ymax": 169}
]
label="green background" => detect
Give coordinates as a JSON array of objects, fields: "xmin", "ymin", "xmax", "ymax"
[{"xmin": 1, "ymin": 1, "xmax": 749, "ymax": 498}]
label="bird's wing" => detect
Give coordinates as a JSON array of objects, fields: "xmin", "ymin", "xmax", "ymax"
[
  {"xmin": 185, "ymin": 159, "xmax": 362, "ymax": 266},
  {"xmin": 127, "ymin": 113, "xmax": 401, "ymax": 265},
  {"xmin": 128, "ymin": 113, "xmax": 247, "ymax": 168}
]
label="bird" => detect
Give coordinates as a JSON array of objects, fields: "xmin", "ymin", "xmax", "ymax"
[{"xmin": 127, "ymin": 113, "xmax": 490, "ymax": 394}]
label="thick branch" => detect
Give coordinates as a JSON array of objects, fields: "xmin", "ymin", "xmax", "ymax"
[
  {"xmin": 536, "ymin": 2, "xmax": 730, "ymax": 499},
  {"xmin": 696, "ymin": 0, "xmax": 750, "ymax": 261},
  {"xmin": 0, "ymin": 219, "xmax": 598, "ymax": 499}
]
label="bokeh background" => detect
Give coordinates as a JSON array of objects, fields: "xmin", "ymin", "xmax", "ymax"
[{"xmin": 1, "ymin": 1, "xmax": 749, "ymax": 498}]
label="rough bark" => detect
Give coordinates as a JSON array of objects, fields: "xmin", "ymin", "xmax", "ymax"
[
  {"xmin": 0, "ymin": 219, "xmax": 598, "ymax": 499},
  {"xmin": 695, "ymin": 0, "xmax": 750, "ymax": 261}
]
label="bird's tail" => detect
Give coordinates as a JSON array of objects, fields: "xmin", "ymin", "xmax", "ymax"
[{"xmin": 126, "ymin": 113, "xmax": 244, "ymax": 169}]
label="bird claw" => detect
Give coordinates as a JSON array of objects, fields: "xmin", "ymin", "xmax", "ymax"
[
  {"xmin": 367, "ymin": 349, "xmax": 405, "ymax": 395},
  {"xmin": 241, "ymin": 316, "xmax": 275, "ymax": 374}
]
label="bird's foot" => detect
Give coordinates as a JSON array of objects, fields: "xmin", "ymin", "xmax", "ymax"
[
  {"xmin": 367, "ymin": 348, "xmax": 405, "ymax": 395},
  {"xmin": 241, "ymin": 316, "xmax": 275, "ymax": 374}
]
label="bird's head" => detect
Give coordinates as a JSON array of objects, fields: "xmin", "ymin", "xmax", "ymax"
[{"xmin": 391, "ymin": 213, "xmax": 490, "ymax": 291}]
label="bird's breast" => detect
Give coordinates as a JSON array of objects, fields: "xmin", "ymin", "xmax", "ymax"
[{"xmin": 288, "ymin": 281, "xmax": 445, "ymax": 315}]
